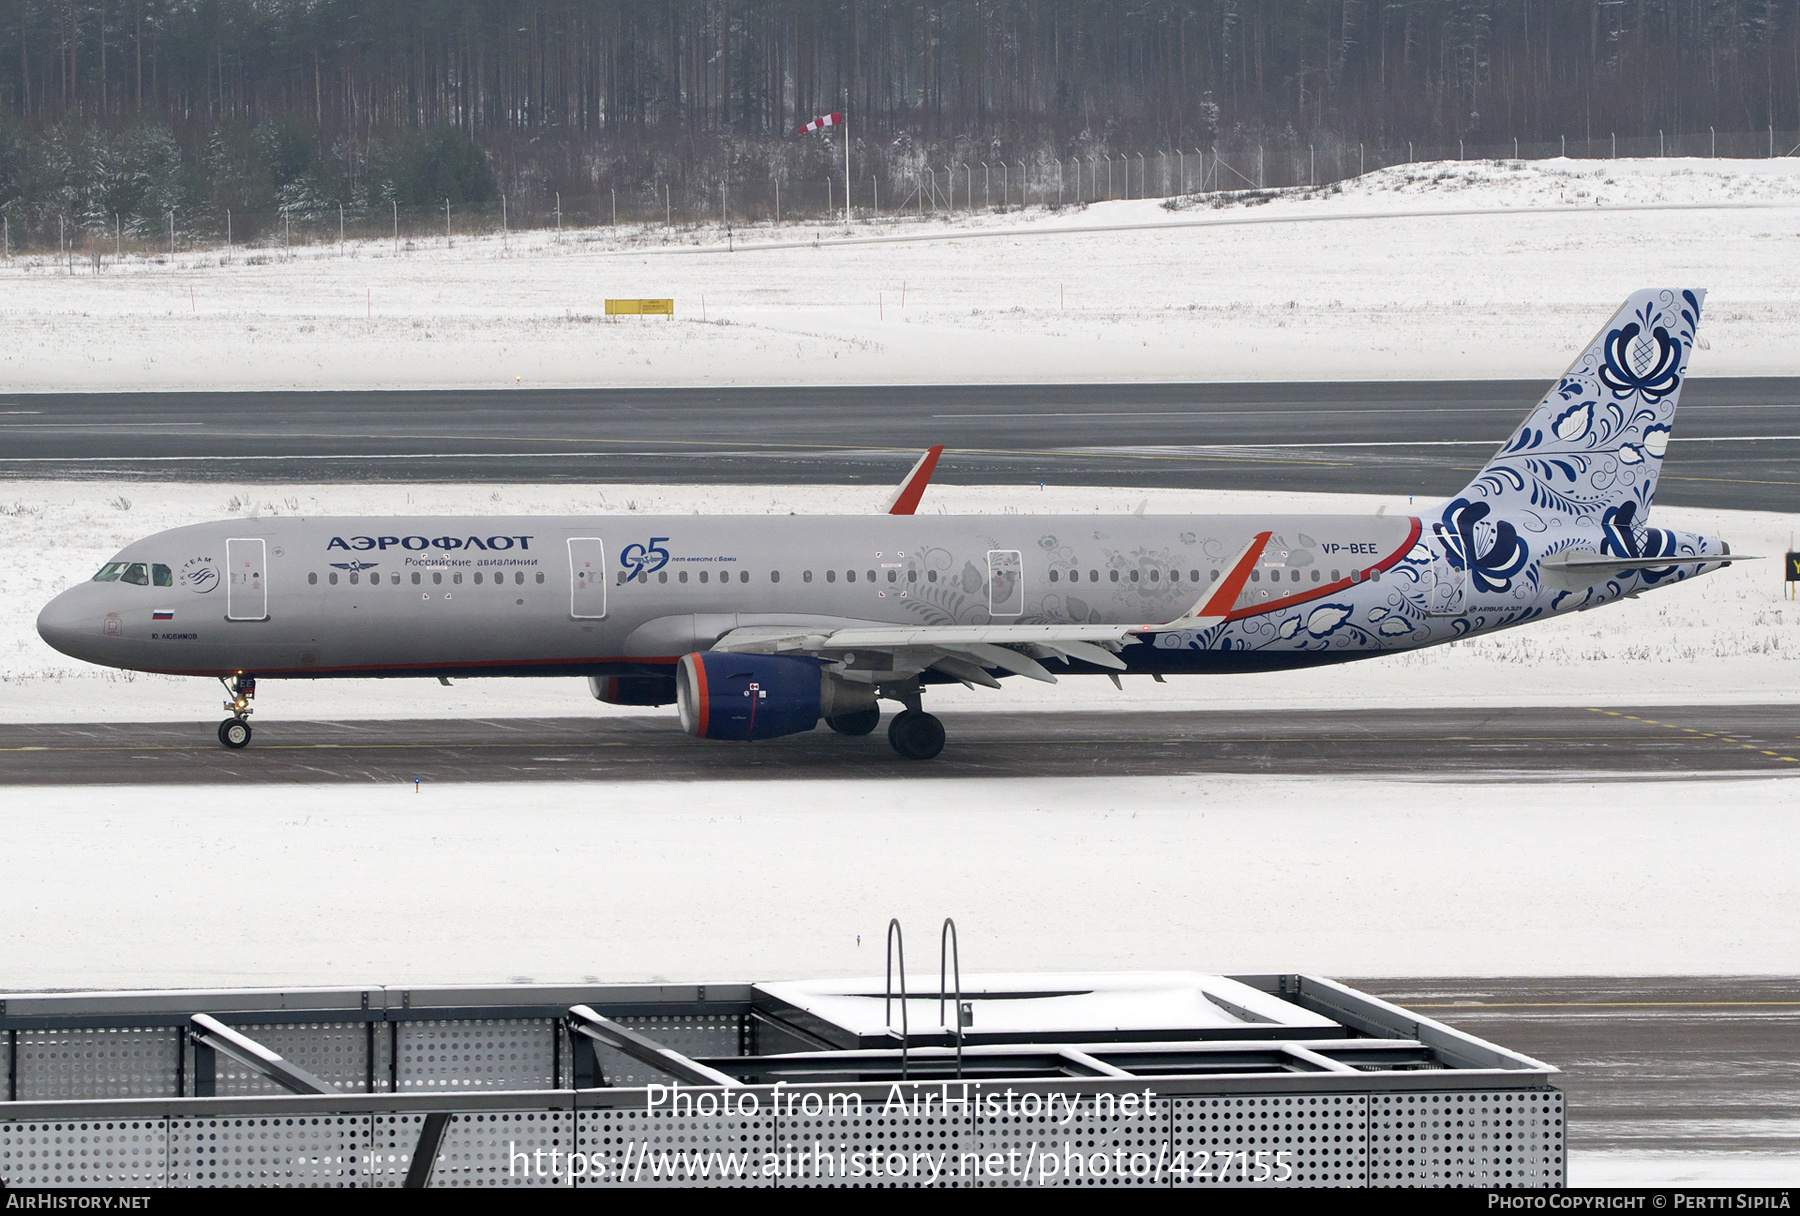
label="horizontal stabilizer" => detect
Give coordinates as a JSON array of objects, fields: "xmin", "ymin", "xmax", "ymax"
[{"xmin": 1540, "ymin": 551, "xmax": 1751, "ymax": 577}]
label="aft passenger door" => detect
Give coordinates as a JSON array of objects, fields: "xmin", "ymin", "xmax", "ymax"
[
  {"xmin": 226, "ymin": 537, "xmax": 268, "ymax": 621},
  {"xmin": 1428, "ymin": 524, "xmax": 1466, "ymax": 616},
  {"xmin": 569, "ymin": 537, "xmax": 607, "ymax": 618}
]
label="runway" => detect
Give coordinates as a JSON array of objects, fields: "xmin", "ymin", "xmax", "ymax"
[
  {"xmin": 1360, "ymin": 976, "xmax": 1800, "ymax": 1161},
  {"xmin": 3, "ymin": 379, "xmax": 1797, "ymax": 510},
  {"xmin": 7, "ymin": 703, "xmax": 1799, "ymax": 784}
]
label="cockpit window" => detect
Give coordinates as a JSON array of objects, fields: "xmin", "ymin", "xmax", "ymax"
[
  {"xmin": 120, "ymin": 563, "xmax": 149, "ymax": 585},
  {"xmin": 92, "ymin": 562, "xmax": 129, "ymax": 582},
  {"xmin": 152, "ymin": 564, "xmax": 173, "ymax": 587}
]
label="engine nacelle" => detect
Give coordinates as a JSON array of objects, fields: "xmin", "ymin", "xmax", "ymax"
[
  {"xmin": 675, "ymin": 651, "xmax": 874, "ymax": 741},
  {"xmin": 588, "ymin": 675, "xmax": 677, "ymax": 706}
]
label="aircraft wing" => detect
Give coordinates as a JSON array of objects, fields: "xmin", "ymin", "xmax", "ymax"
[{"xmin": 709, "ymin": 532, "xmax": 1272, "ymax": 686}]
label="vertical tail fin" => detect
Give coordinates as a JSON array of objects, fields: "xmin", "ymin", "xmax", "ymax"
[{"xmin": 1455, "ymin": 287, "xmax": 1704, "ymax": 526}]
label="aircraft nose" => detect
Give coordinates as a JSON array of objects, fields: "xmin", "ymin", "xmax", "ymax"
[{"xmin": 36, "ymin": 587, "xmax": 94, "ymax": 660}]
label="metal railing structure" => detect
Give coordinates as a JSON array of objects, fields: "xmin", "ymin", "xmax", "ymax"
[{"xmin": 0, "ymin": 972, "xmax": 1563, "ymax": 1188}]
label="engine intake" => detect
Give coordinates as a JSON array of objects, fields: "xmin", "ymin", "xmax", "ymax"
[{"xmin": 676, "ymin": 651, "xmax": 873, "ymax": 741}]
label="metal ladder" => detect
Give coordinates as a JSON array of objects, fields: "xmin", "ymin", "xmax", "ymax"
[{"xmin": 885, "ymin": 917, "xmax": 966, "ymax": 1081}]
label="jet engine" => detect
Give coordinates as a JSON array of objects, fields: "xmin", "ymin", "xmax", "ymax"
[
  {"xmin": 588, "ymin": 675, "xmax": 677, "ymax": 706},
  {"xmin": 675, "ymin": 651, "xmax": 875, "ymax": 741}
]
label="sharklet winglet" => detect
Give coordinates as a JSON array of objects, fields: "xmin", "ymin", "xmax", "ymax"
[
  {"xmin": 1138, "ymin": 531, "xmax": 1273, "ymax": 633},
  {"xmin": 885, "ymin": 446, "xmax": 944, "ymax": 515}
]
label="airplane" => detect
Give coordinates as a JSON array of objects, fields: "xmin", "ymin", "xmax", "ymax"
[{"xmin": 37, "ymin": 288, "xmax": 1736, "ymax": 761}]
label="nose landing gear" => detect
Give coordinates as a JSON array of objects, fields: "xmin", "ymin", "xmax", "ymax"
[{"xmin": 217, "ymin": 675, "xmax": 256, "ymax": 749}]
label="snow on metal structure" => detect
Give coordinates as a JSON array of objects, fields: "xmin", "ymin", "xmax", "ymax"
[{"xmin": 0, "ymin": 971, "xmax": 1562, "ymax": 1188}]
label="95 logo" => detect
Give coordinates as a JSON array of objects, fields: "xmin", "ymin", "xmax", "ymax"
[{"xmin": 620, "ymin": 538, "xmax": 670, "ymax": 579}]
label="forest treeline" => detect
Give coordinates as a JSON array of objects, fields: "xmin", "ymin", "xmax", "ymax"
[{"xmin": 0, "ymin": 1, "xmax": 1795, "ymax": 244}]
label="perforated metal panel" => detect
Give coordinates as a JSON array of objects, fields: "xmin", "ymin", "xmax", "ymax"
[
  {"xmin": 366, "ymin": 1113, "xmax": 430, "ymax": 1187},
  {"xmin": 428, "ymin": 1110, "xmax": 571, "ymax": 1188},
  {"xmin": 976, "ymin": 1095, "xmax": 1169, "ymax": 1188},
  {"xmin": 166, "ymin": 1115, "xmax": 369, "ymax": 1187},
  {"xmin": 579, "ymin": 1106, "xmax": 772, "ymax": 1188},
  {"xmin": 14, "ymin": 1028, "xmax": 181, "ymax": 1100},
  {"xmin": 214, "ymin": 1023, "xmax": 376, "ymax": 1096},
  {"xmin": 395, "ymin": 1020, "xmax": 554, "ymax": 1092},
  {"xmin": 0, "ymin": 1119, "xmax": 166, "ymax": 1186},
  {"xmin": 592, "ymin": 1014, "xmax": 746, "ymax": 1088},
  {"xmin": 1367, "ymin": 1090, "xmax": 1564, "ymax": 1188},
  {"xmin": 1172, "ymin": 1094, "xmax": 1368, "ymax": 1187}
]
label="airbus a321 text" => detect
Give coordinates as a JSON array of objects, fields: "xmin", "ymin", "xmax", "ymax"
[{"xmin": 38, "ymin": 289, "xmax": 1738, "ymax": 760}]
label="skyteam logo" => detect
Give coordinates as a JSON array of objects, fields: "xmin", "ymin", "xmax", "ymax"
[{"xmin": 181, "ymin": 556, "xmax": 219, "ymax": 594}]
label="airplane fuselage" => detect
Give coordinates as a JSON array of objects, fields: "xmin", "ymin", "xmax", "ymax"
[{"xmin": 37, "ymin": 509, "xmax": 1723, "ymax": 682}]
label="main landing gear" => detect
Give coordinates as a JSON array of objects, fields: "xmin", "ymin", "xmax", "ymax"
[
  {"xmin": 887, "ymin": 710, "xmax": 946, "ymax": 761},
  {"xmin": 217, "ymin": 675, "xmax": 256, "ymax": 750}
]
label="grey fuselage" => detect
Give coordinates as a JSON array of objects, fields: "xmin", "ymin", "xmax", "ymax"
[{"xmin": 35, "ymin": 509, "xmax": 1725, "ymax": 683}]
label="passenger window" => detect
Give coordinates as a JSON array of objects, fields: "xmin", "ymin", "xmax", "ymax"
[
  {"xmin": 1168, "ymin": 569, "xmax": 1178, "ymax": 582},
  {"xmin": 826, "ymin": 570, "xmax": 836, "ymax": 583},
  {"xmin": 740, "ymin": 571, "xmax": 749, "ymax": 583},
  {"xmin": 350, "ymin": 572, "xmax": 360, "ymax": 585},
  {"xmin": 453, "ymin": 572, "xmax": 463, "ymax": 584},
  {"xmin": 846, "ymin": 570, "xmax": 856, "ymax": 583},
  {"xmin": 866, "ymin": 570, "xmax": 874, "ymax": 582},
  {"xmin": 329, "ymin": 572, "xmax": 339, "ymax": 585},
  {"xmin": 474, "ymin": 572, "xmax": 483, "ymax": 585},
  {"xmin": 771, "ymin": 571, "xmax": 781, "ymax": 583},
  {"xmin": 679, "ymin": 570, "xmax": 689, "ymax": 583},
  {"xmin": 1191, "ymin": 570, "xmax": 1200, "ymax": 582},
  {"xmin": 1109, "ymin": 570, "xmax": 1119, "ymax": 583},
  {"xmin": 92, "ymin": 562, "xmax": 128, "ymax": 582},
  {"xmin": 928, "ymin": 570, "xmax": 937, "ymax": 583},
  {"xmin": 700, "ymin": 570, "xmax": 709, "ymax": 584},
  {"xmin": 1311, "ymin": 569, "xmax": 1321, "ymax": 583},
  {"xmin": 152, "ymin": 564, "xmax": 173, "ymax": 586},
  {"xmin": 1292, "ymin": 570, "xmax": 1301, "ymax": 583},
  {"xmin": 1148, "ymin": 569, "xmax": 1158, "ymax": 581},
  {"xmin": 1372, "ymin": 569, "xmax": 1382, "ymax": 582},
  {"xmin": 121, "ymin": 563, "xmax": 149, "ymax": 585},
  {"xmin": 411, "ymin": 572, "xmax": 420, "ymax": 585},
  {"xmin": 433, "ymin": 571, "xmax": 443, "ymax": 585},
  {"xmin": 1250, "ymin": 571, "xmax": 1259, "ymax": 583},
  {"xmin": 803, "ymin": 571, "xmax": 812, "ymax": 583},
  {"xmin": 1209, "ymin": 570, "xmax": 1219, "ymax": 581},
  {"xmin": 516, "ymin": 572, "xmax": 525, "ymax": 585},
  {"xmin": 535, "ymin": 572, "xmax": 544, "ymax": 584},
  {"xmin": 308, "ymin": 572, "xmax": 318, "ymax": 585},
  {"xmin": 1049, "ymin": 570, "xmax": 1059, "ymax": 582},
  {"xmin": 1090, "ymin": 570, "xmax": 1099, "ymax": 582},
  {"xmin": 1331, "ymin": 569, "xmax": 1340, "ymax": 581},
  {"xmin": 886, "ymin": 570, "xmax": 896, "ymax": 583},
  {"xmin": 658, "ymin": 571, "xmax": 667, "ymax": 583},
  {"xmin": 908, "ymin": 570, "xmax": 917, "ymax": 582},
  {"xmin": 637, "ymin": 572, "xmax": 647, "ymax": 584}
]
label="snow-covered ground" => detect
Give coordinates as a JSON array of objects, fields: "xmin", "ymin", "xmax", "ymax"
[
  {"xmin": 5, "ymin": 479, "xmax": 1798, "ymax": 722},
  {"xmin": 2, "ymin": 772, "xmax": 1796, "ymax": 990},
  {"xmin": 0, "ymin": 158, "xmax": 1795, "ymax": 390}
]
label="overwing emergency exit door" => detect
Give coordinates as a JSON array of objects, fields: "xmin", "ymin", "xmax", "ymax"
[
  {"xmin": 225, "ymin": 538, "xmax": 267, "ymax": 621},
  {"xmin": 569, "ymin": 538, "xmax": 608, "ymax": 618},
  {"xmin": 988, "ymin": 549, "xmax": 1024, "ymax": 616}
]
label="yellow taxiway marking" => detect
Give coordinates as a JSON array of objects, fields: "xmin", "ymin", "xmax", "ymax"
[{"xmin": 1586, "ymin": 708, "xmax": 1800, "ymax": 763}]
